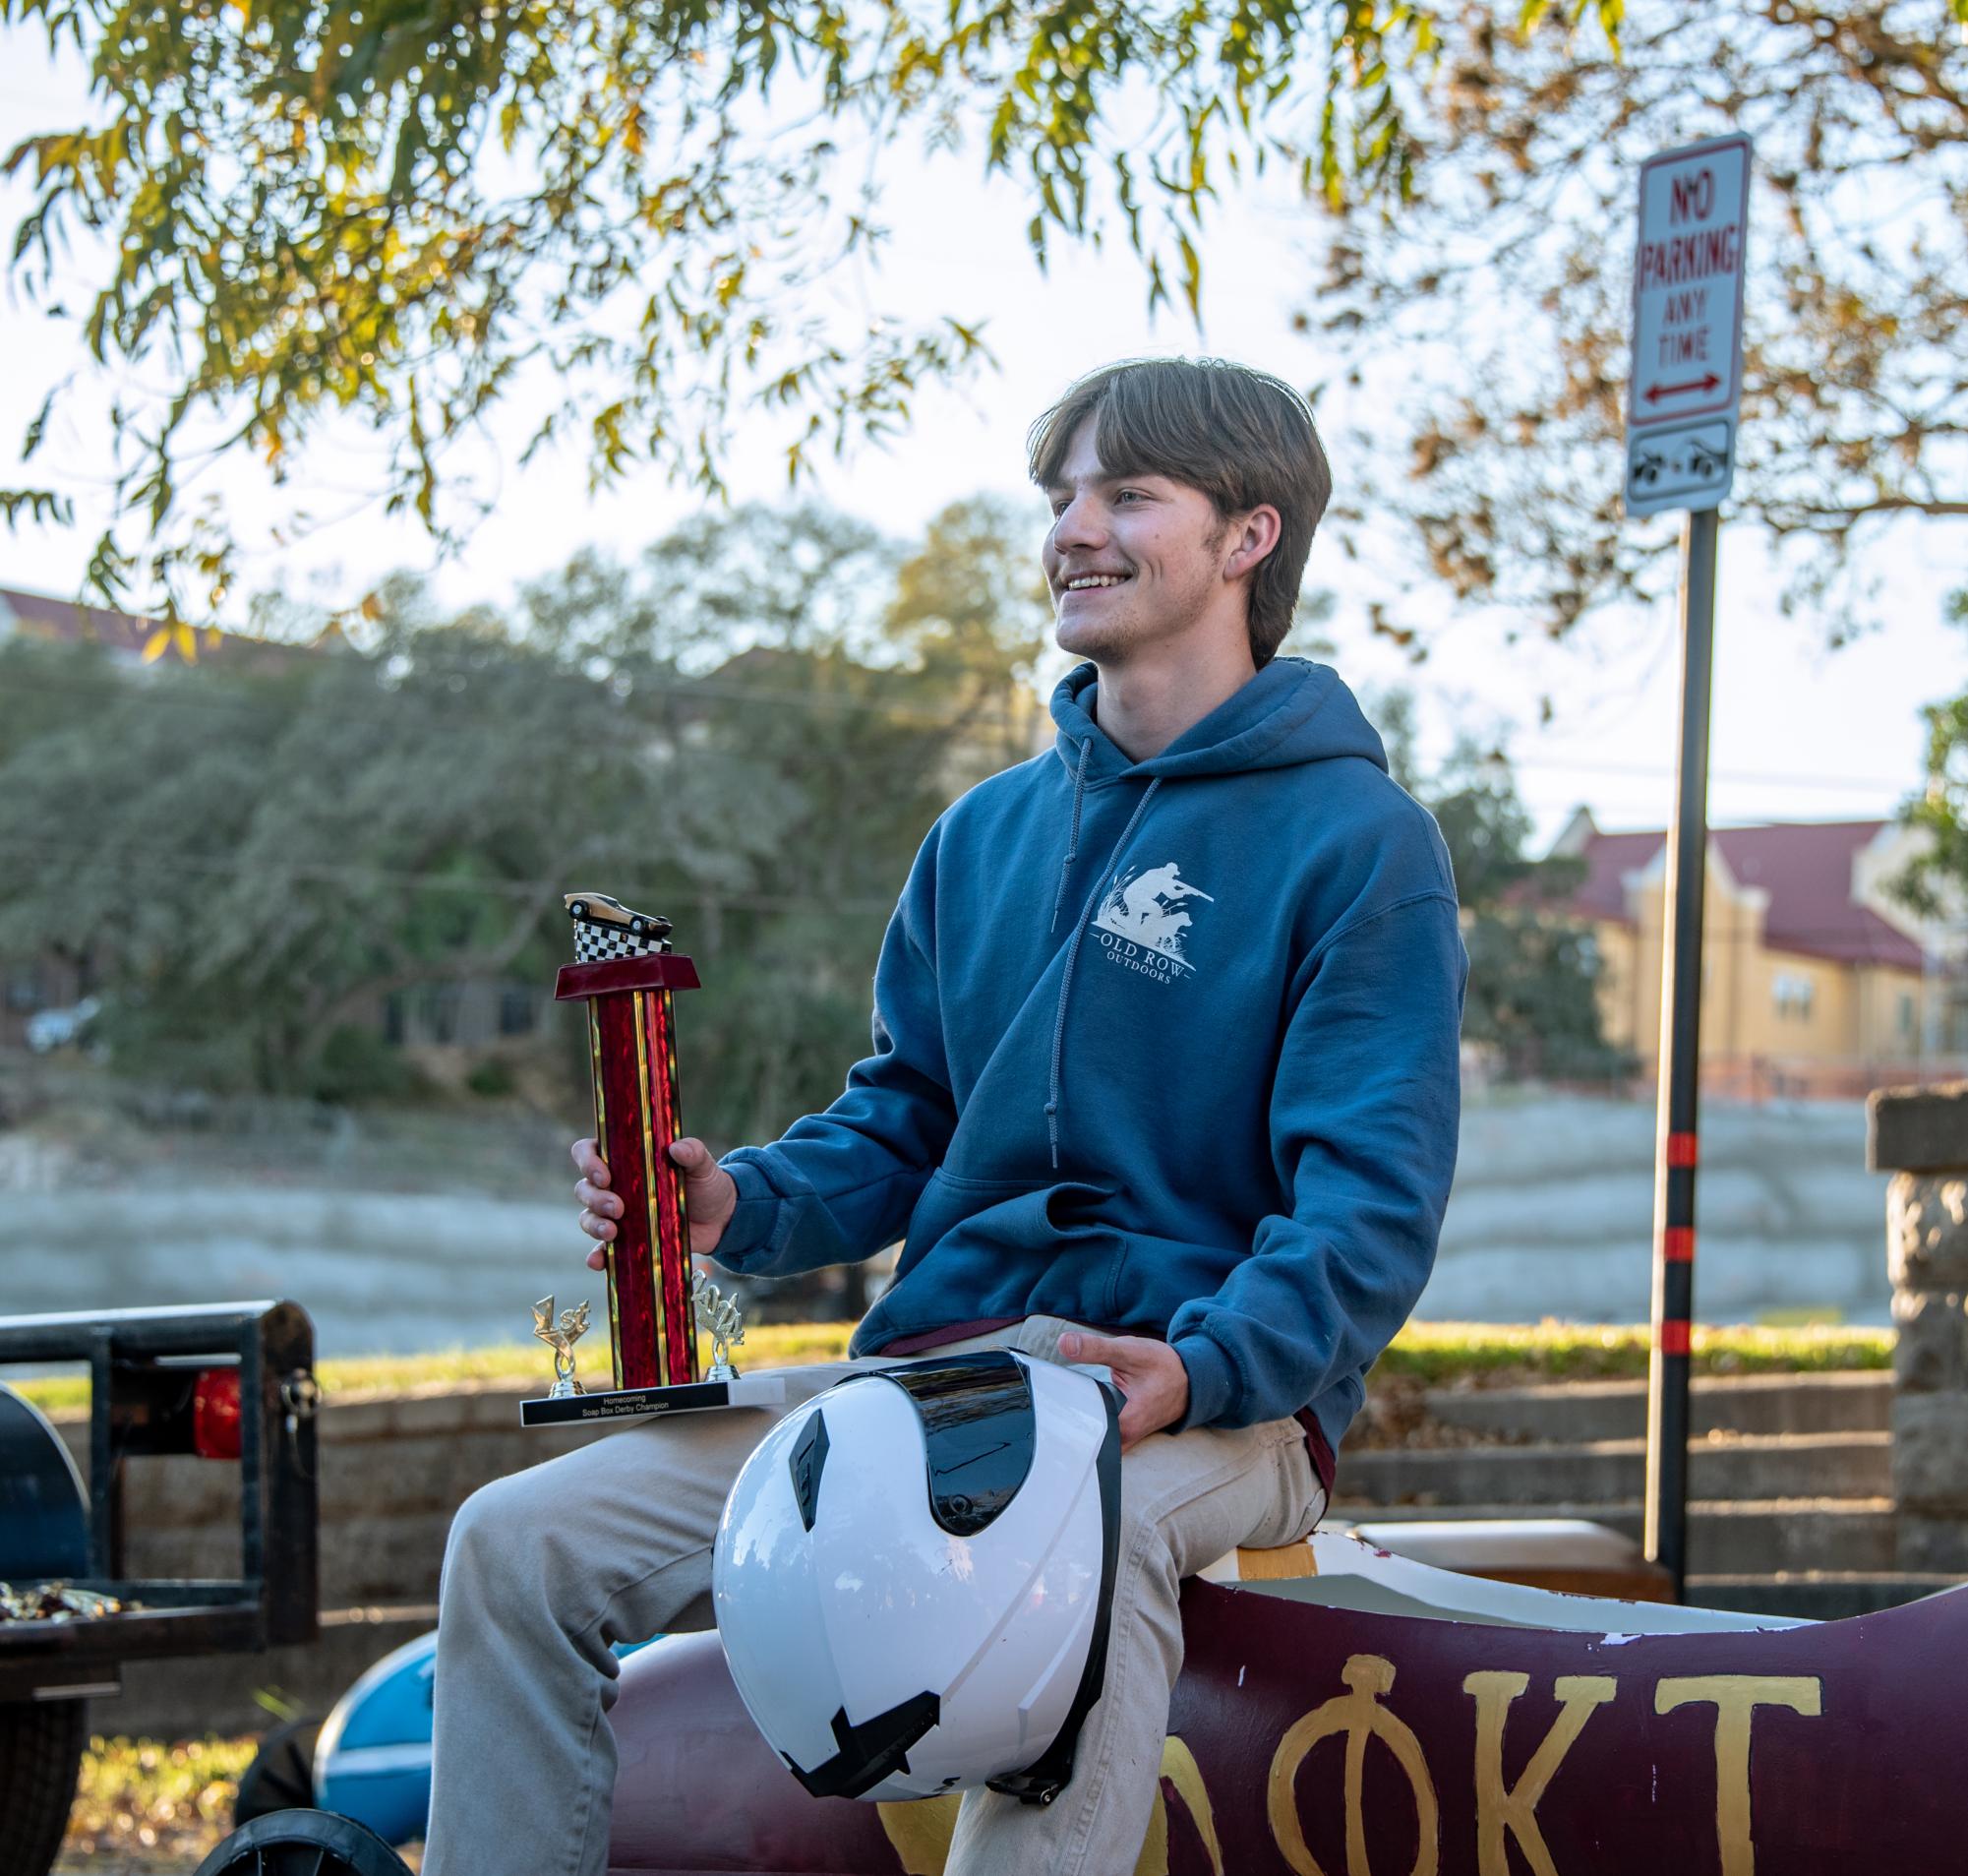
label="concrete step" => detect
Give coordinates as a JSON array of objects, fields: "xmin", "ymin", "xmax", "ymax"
[
  {"xmin": 1335, "ymin": 1431, "xmax": 1891, "ymax": 1509},
  {"xmin": 1688, "ymin": 1573, "xmax": 1961, "ymax": 1622},
  {"xmin": 1419, "ymin": 1370, "xmax": 1890, "ymax": 1445},
  {"xmin": 1340, "ymin": 1498, "xmax": 1898, "ymax": 1576}
]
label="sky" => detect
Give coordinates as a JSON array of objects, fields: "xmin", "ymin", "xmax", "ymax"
[{"xmin": 1, "ymin": 33, "xmax": 1962, "ymax": 850}]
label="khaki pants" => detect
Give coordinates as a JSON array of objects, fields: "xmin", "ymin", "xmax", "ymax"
[{"xmin": 424, "ymin": 1315, "xmax": 1326, "ymax": 1876}]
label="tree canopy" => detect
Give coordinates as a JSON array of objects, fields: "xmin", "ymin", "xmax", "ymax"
[
  {"xmin": 1428, "ymin": 737, "xmax": 1626, "ymax": 1080},
  {"xmin": 0, "ymin": 494, "xmax": 1051, "ymax": 1122},
  {"xmin": 1, "ymin": 0, "xmax": 1626, "ymax": 624},
  {"xmin": 1370, "ymin": 690, "xmax": 1626, "ymax": 1080},
  {"xmin": 1311, "ymin": 0, "xmax": 1967, "ymax": 645},
  {"xmin": 1890, "ymin": 587, "xmax": 1968, "ymax": 922}
]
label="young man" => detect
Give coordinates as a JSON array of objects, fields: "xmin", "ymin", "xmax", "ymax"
[{"xmin": 424, "ymin": 357, "xmax": 1465, "ymax": 1876}]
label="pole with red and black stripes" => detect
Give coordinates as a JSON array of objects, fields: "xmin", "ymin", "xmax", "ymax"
[{"xmin": 1644, "ymin": 506, "xmax": 1719, "ymax": 1600}]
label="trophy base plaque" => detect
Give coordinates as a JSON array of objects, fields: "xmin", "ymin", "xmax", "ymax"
[{"xmin": 520, "ymin": 1372, "xmax": 788, "ymax": 1428}]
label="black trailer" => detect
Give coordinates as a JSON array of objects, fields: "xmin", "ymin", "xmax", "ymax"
[{"xmin": 0, "ymin": 1301, "xmax": 319, "ymax": 1876}]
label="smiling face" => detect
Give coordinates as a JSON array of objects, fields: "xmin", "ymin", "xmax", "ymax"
[{"xmin": 1041, "ymin": 417, "xmax": 1238, "ymax": 669}]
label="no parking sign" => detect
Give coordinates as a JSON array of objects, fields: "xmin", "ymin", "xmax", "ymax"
[{"xmin": 1625, "ymin": 134, "xmax": 1752, "ymax": 517}]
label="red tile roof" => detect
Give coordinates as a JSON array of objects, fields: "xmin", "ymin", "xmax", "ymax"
[
  {"xmin": 0, "ymin": 585, "xmax": 304, "ymax": 666},
  {"xmin": 1558, "ymin": 818, "xmax": 1926, "ymax": 972},
  {"xmin": 1565, "ymin": 828, "xmax": 1664, "ymax": 925},
  {"xmin": 0, "ymin": 585, "xmax": 162, "ymax": 654}
]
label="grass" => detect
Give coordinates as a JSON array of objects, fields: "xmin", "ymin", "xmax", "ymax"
[
  {"xmin": 1375, "ymin": 1319, "xmax": 1893, "ymax": 1387},
  {"xmin": 9, "ymin": 1321, "xmax": 866, "ymax": 1417},
  {"xmin": 320, "ymin": 1319, "xmax": 860, "ymax": 1400},
  {"xmin": 8, "ymin": 1317, "xmax": 1892, "ymax": 1418},
  {"xmin": 54, "ymin": 1734, "xmax": 259, "ymax": 1871}
]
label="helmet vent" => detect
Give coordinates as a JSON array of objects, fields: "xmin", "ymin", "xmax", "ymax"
[
  {"xmin": 874, "ymin": 1351, "xmax": 1036, "ymax": 1538},
  {"xmin": 789, "ymin": 1411, "xmax": 831, "ymax": 1534},
  {"xmin": 793, "ymin": 1690, "xmax": 942, "ymax": 1801}
]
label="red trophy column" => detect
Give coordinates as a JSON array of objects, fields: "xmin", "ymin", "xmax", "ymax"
[{"xmin": 555, "ymin": 950, "xmax": 703, "ymax": 1390}]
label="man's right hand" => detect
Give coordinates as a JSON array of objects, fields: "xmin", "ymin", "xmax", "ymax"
[{"xmin": 573, "ymin": 1136, "xmax": 740, "ymax": 1272}]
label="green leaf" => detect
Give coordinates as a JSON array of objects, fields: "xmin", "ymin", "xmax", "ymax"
[
  {"xmin": 1176, "ymin": 228, "xmax": 1203, "ymax": 319},
  {"xmin": 22, "ymin": 386, "xmax": 54, "ymax": 459},
  {"xmin": 0, "ymin": 486, "xmax": 73, "ymax": 529}
]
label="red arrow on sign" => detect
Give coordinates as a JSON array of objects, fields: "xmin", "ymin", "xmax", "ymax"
[{"xmin": 1646, "ymin": 374, "xmax": 1721, "ymax": 403}]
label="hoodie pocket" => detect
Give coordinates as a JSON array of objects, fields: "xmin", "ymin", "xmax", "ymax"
[
  {"xmin": 903, "ymin": 1168, "xmax": 1048, "ymax": 1258},
  {"xmin": 888, "ymin": 1172, "xmax": 1121, "ymax": 1330}
]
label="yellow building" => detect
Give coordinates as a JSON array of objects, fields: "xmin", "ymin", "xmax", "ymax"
[{"xmin": 1548, "ymin": 810, "xmax": 1963, "ymax": 1097}]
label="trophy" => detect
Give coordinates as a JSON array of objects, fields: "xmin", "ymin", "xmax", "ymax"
[
  {"xmin": 532, "ymin": 1297, "xmax": 591, "ymax": 1398},
  {"xmin": 520, "ymin": 893, "xmax": 786, "ymax": 1427}
]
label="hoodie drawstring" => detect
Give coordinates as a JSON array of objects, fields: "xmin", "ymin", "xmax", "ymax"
[
  {"xmin": 1046, "ymin": 775, "xmax": 1162, "ymax": 1169},
  {"xmin": 1048, "ymin": 737, "xmax": 1093, "ymax": 934}
]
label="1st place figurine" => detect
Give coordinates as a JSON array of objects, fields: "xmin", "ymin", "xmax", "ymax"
[
  {"xmin": 532, "ymin": 1296, "xmax": 591, "ymax": 1399},
  {"xmin": 689, "ymin": 1272, "xmax": 745, "ymax": 1383}
]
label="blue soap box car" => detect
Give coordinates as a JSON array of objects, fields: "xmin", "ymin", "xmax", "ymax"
[{"xmin": 246, "ymin": 1631, "xmax": 658, "ymax": 1849}]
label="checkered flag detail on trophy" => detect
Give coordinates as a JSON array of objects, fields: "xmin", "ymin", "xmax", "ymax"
[{"xmin": 566, "ymin": 892, "xmax": 672, "ymax": 963}]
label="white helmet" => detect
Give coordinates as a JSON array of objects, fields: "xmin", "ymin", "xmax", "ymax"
[{"xmin": 712, "ymin": 1350, "xmax": 1121, "ymax": 1805}]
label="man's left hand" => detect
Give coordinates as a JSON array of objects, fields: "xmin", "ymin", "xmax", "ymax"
[{"xmin": 1056, "ymin": 1332, "xmax": 1190, "ymax": 1451}]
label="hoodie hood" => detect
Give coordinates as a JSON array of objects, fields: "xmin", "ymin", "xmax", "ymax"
[{"xmin": 1048, "ymin": 656, "xmax": 1388, "ymax": 784}]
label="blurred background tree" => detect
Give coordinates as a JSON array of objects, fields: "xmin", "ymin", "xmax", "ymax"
[
  {"xmin": 0, "ymin": 587, "xmax": 771, "ymax": 1096},
  {"xmin": 1888, "ymin": 585, "xmax": 1968, "ymax": 926},
  {"xmin": 1368, "ymin": 685, "xmax": 1628, "ymax": 1082},
  {"xmin": 1308, "ymin": 0, "xmax": 1968, "ymax": 646},
  {"xmin": 601, "ymin": 496, "xmax": 1051, "ymax": 1153},
  {"xmin": 0, "ymin": 496, "xmax": 1049, "ymax": 1141},
  {"xmin": 1428, "ymin": 738, "xmax": 1630, "ymax": 1083}
]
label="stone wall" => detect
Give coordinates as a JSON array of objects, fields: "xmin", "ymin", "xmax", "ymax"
[
  {"xmin": 1426, "ymin": 1096, "xmax": 1888, "ymax": 1323},
  {"xmin": 2, "ymin": 1095, "xmax": 1894, "ymax": 1356},
  {"xmin": 1871, "ymin": 1083, "xmax": 1968, "ymax": 1571}
]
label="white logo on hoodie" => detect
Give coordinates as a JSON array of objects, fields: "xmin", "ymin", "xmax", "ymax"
[{"xmin": 1093, "ymin": 863, "xmax": 1215, "ymax": 977}]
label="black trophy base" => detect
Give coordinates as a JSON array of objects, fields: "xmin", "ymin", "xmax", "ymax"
[{"xmin": 520, "ymin": 1372, "xmax": 788, "ymax": 1427}]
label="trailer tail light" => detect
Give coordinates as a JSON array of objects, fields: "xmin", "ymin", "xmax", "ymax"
[{"xmin": 193, "ymin": 1366, "xmax": 243, "ymax": 1459}]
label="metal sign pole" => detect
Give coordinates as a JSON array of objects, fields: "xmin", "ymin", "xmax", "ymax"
[
  {"xmin": 1643, "ymin": 506, "xmax": 1719, "ymax": 1596},
  {"xmin": 1625, "ymin": 132, "xmax": 1750, "ymax": 1602}
]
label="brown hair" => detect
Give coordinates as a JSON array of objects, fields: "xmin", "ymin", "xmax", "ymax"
[{"xmin": 1027, "ymin": 357, "xmax": 1332, "ymax": 669}]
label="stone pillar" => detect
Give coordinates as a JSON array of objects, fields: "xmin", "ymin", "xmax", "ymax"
[{"xmin": 1870, "ymin": 1082, "xmax": 1968, "ymax": 1572}]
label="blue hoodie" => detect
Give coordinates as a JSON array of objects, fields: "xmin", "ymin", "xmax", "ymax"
[{"xmin": 713, "ymin": 656, "xmax": 1466, "ymax": 1454}]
